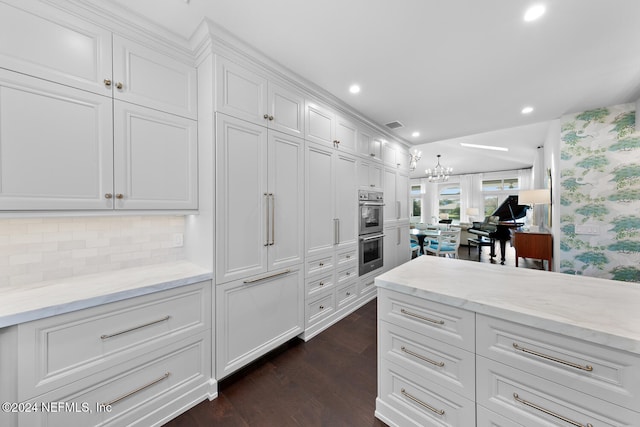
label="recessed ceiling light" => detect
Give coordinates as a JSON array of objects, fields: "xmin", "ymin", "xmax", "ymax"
[
  {"xmin": 412, "ymin": 131, "xmax": 420, "ymax": 137},
  {"xmin": 460, "ymin": 143, "xmax": 509, "ymax": 152},
  {"xmin": 524, "ymin": 4, "xmax": 546, "ymax": 22},
  {"xmin": 349, "ymin": 84, "xmax": 361, "ymax": 94},
  {"xmin": 521, "ymin": 106, "xmax": 534, "ymax": 114}
]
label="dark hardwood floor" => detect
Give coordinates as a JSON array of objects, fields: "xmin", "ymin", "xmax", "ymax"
[
  {"xmin": 163, "ymin": 243, "xmax": 544, "ymax": 427},
  {"xmin": 163, "ymin": 299, "xmax": 386, "ymax": 427}
]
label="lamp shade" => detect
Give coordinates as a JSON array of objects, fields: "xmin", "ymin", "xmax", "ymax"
[
  {"xmin": 519, "ymin": 189, "xmax": 550, "ymax": 205},
  {"xmin": 466, "ymin": 208, "xmax": 480, "ymax": 216},
  {"xmin": 439, "ymin": 213, "xmax": 449, "ymax": 220}
]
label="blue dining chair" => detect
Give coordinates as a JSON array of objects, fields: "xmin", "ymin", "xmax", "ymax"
[{"xmin": 424, "ymin": 229, "xmax": 461, "ymax": 258}]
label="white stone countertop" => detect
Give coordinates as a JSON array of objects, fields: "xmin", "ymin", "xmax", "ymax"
[
  {"xmin": 0, "ymin": 261, "xmax": 213, "ymax": 328},
  {"xmin": 375, "ymin": 256, "xmax": 640, "ymax": 355}
]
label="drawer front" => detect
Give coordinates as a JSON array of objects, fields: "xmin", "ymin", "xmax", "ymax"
[
  {"xmin": 336, "ymin": 264, "xmax": 357, "ymax": 285},
  {"xmin": 380, "ymin": 321, "xmax": 475, "ymax": 400},
  {"xmin": 18, "ymin": 282, "xmax": 209, "ymax": 400},
  {"xmin": 477, "ymin": 356, "xmax": 640, "ymax": 427},
  {"xmin": 477, "ymin": 314, "xmax": 640, "ymax": 410},
  {"xmin": 359, "ymin": 274, "xmax": 376, "ymax": 297},
  {"xmin": 306, "ymin": 291, "xmax": 336, "ymax": 326},
  {"xmin": 305, "ymin": 254, "xmax": 334, "ymax": 277},
  {"xmin": 476, "ymin": 405, "xmax": 523, "ymax": 427},
  {"xmin": 20, "ymin": 333, "xmax": 209, "ymax": 427},
  {"xmin": 378, "ymin": 288, "xmax": 475, "ymax": 352},
  {"xmin": 337, "ymin": 281, "xmax": 358, "ymax": 308},
  {"xmin": 336, "ymin": 247, "xmax": 357, "ymax": 267},
  {"xmin": 305, "ymin": 273, "xmax": 334, "ymax": 297},
  {"xmin": 379, "ymin": 358, "xmax": 476, "ymax": 427}
]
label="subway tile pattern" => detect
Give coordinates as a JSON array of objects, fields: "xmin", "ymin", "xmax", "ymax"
[{"xmin": 0, "ymin": 216, "xmax": 185, "ymax": 287}]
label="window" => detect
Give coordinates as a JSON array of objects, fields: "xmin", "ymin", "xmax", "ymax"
[
  {"xmin": 482, "ymin": 177, "xmax": 519, "ymax": 216},
  {"xmin": 410, "ymin": 185, "xmax": 422, "ymax": 221},
  {"xmin": 439, "ymin": 185, "xmax": 460, "ymax": 221}
]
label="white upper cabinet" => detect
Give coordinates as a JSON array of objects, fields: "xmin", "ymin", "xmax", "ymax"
[
  {"xmin": 305, "ymin": 143, "xmax": 335, "ymax": 257},
  {"xmin": 113, "ymin": 36, "xmax": 197, "ymax": 119},
  {"xmin": 358, "ymin": 127, "xmax": 382, "ymax": 162},
  {"xmin": 334, "ymin": 115, "xmax": 358, "ymax": 153},
  {"xmin": 0, "ymin": 1, "xmax": 112, "ymax": 96},
  {"xmin": 113, "ymin": 102, "xmax": 198, "ymax": 210},
  {"xmin": 216, "ymin": 114, "xmax": 304, "ymax": 284},
  {"xmin": 216, "ymin": 57, "xmax": 304, "ymax": 136},
  {"xmin": 358, "ymin": 159, "xmax": 383, "ymax": 190},
  {"xmin": 0, "ymin": 69, "xmax": 113, "ymax": 210},
  {"xmin": 306, "ymin": 101, "xmax": 358, "ymax": 153}
]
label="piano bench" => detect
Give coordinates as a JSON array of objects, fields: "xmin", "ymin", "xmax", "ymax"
[{"xmin": 467, "ymin": 238, "xmax": 492, "ymax": 261}]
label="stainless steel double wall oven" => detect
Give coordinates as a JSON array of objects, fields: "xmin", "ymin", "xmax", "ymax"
[{"xmin": 358, "ymin": 190, "xmax": 384, "ymax": 275}]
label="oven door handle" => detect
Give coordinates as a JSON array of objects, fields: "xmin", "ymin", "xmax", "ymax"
[
  {"xmin": 360, "ymin": 202, "xmax": 385, "ymax": 206},
  {"xmin": 360, "ymin": 234, "xmax": 385, "ymax": 241}
]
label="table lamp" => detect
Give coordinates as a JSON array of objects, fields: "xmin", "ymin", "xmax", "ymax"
[
  {"xmin": 466, "ymin": 207, "xmax": 479, "ymax": 222},
  {"xmin": 518, "ymin": 189, "xmax": 550, "ymax": 231}
]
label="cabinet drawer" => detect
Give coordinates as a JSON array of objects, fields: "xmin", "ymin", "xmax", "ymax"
[
  {"xmin": 336, "ymin": 264, "xmax": 357, "ymax": 285},
  {"xmin": 20, "ymin": 333, "xmax": 209, "ymax": 427},
  {"xmin": 337, "ymin": 282, "xmax": 358, "ymax": 309},
  {"xmin": 359, "ymin": 274, "xmax": 376, "ymax": 297},
  {"xmin": 18, "ymin": 282, "xmax": 209, "ymax": 400},
  {"xmin": 378, "ymin": 288, "xmax": 475, "ymax": 352},
  {"xmin": 336, "ymin": 247, "xmax": 357, "ymax": 267},
  {"xmin": 476, "ymin": 405, "xmax": 523, "ymax": 427},
  {"xmin": 380, "ymin": 321, "xmax": 475, "ymax": 400},
  {"xmin": 305, "ymin": 254, "xmax": 334, "ymax": 277},
  {"xmin": 305, "ymin": 273, "xmax": 334, "ymax": 297},
  {"xmin": 378, "ymin": 359, "xmax": 476, "ymax": 427},
  {"xmin": 477, "ymin": 356, "xmax": 640, "ymax": 427},
  {"xmin": 306, "ymin": 291, "xmax": 336, "ymax": 327},
  {"xmin": 477, "ymin": 314, "xmax": 640, "ymax": 410}
]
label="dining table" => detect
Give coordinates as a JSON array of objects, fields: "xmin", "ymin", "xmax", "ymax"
[{"xmin": 409, "ymin": 228, "xmax": 441, "ymax": 255}]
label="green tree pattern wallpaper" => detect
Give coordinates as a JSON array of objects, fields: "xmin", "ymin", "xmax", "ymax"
[{"xmin": 559, "ymin": 103, "xmax": 640, "ymax": 282}]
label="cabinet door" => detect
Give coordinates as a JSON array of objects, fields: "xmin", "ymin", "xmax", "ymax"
[
  {"xmin": 370, "ymin": 137, "xmax": 383, "ymax": 161},
  {"xmin": 383, "ymin": 168, "xmax": 398, "ymax": 225},
  {"xmin": 305, "ymin": 101, "xmax": 334, "ymax": 146},
  {"xmin": 215, "ymin": 114, "xmax": 268, "ymax": 283},
  {"xmin": 305, "ymin": 142, "xmax": 335, "ymax": 257},
  {"xmin": 0, "ymin": 69, "xmax": 113, "ymax": 210},
  {"xmin": 113, "ymin": 101, "xmax": 197, "ymax": 210},
  {"xmin": 382, "ymin": 229, "xmax": 397, "ymax": 272},
  {"xmin": 382, "ymin": 142, "xmax": 397, "ymax": 167},
  {"xmin": 216, "ymin": 57, "xmax": 267, "ymax": 125},
  {"xmin": 216, "ymin": 268, "xmax": 303, "ymax": 379},
  {"xmin": 396, "ymin": 225, "xmax": 411, "ymax": 265},
  {"xmin": 335, "ymin": 115, "xmax": 357, "ymax": 153},
  {"xmin": 358, "ymin": 127, "xmax": 373, "ymax": 158},
  {"xmin": 268, "ymin": 81, "xmax": 304, "ymax": 137},
  {"xmin": 335, "ymin": 153, "xmax": 358, "ymax": 249},
  {"xmin": 0, "ymin": 1, "xmax": 112, "ymax": 96},
  {"xmin": 113, "ymin": 36, "xmax": 197, "ymax": 119},
  {"xmin": 268, "ymin": 131, "xmax": 304, "ymax": 270},
  {"xmin": 397, "ymin": 170, "xmax": 410, "ymax": 222}
]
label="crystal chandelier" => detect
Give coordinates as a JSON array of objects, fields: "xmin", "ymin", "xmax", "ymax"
[
  {"xmin": 409, "ymin": 150, "xmax": 421, "ymax": 171},
  {"xmin": 425, "ymin": 154, "xmax": 452, "ymax": 182}
]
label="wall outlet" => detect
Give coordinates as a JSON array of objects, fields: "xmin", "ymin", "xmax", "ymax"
[
  {"xmin": 575, "ymin": 224, "xmax": 599, "ymax": 235},
  {"xmin": 172, "ymin": 233, "xmax": 184, "ymax": 247}
]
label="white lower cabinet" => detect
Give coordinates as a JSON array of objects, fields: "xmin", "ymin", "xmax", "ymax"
[
  {"xmin": 216, "ymin": 268, "xmax": 304, "ymax": 379},
  {"xmin": 376, "ymin": 287, "xmax": 640, "ymax": 427},
  {"xmin": 1, "ymin": 281, "xmax": 212, "ymax": 427}
]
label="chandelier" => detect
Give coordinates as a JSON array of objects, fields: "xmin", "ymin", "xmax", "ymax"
[
  {"xmin": 425, "ymin": 154, "xmax": 452, "ymax": 182},
  {"xmin": 409, "ymin": 150, "xmax": 421, "ymax": 171}
]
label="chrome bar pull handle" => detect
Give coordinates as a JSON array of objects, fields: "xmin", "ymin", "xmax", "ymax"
[
  {"xmin": 512, "ymin": 343, "xmax": 593, "ymax": 372},
  {"xmin": 396, "ymin": 200, "xmax": 401, "ymax": 219},
  {"xmin": 243, "ymin": 269, "xmax": 291, "ymax": 284},
  {"xmin": 400, "ymin": 308, "xmax": 445, "ymax": 325},
  {"xmin": 401, "ymin": 346, "xmax": 445, "ymax": 367},
  {"xmin": 102, "ymin": 373, "xmax": 170, "ymax": 407},
  {"xmin": 513, "ymin": 393, "xmax": 593, "ymax": 427},
  {"xmin": 100, "ymin": 316, "xmax": 170, "ymax": 340},
  {"xmin": 269, "ymin": 193, "xmax": 275, "ymax": 246},
  {"xmin": 401, "ymin": 388, "xmax": 445, "ymax": 416}
]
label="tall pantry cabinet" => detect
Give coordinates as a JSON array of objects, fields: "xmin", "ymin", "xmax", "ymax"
[{"xmin": 213, "ymin": 57, "xmax": 305, "ymax": 379}]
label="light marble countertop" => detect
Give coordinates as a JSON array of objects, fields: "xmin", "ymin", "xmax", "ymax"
[
  {"xmin": 375, "ymin": 256, "xmax": 640, "ymax": 355},
  {"xmin": 0, "ymin": 261, "xmax": 213, "ymax": 328}
]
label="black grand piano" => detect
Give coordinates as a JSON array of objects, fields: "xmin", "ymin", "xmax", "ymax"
[{"xmin": 468, "ymin": 195, "xmax": 528, "ymax": 265}]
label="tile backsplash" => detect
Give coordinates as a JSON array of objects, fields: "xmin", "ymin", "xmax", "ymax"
[{"xmin": 0, "ymin": 216, "xmax": 185, "ymax": 287}]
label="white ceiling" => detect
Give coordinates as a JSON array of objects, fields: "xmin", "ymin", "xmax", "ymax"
[{"xmin": 103, "ymin": 0, "xmax": 640, "ymax": 177}]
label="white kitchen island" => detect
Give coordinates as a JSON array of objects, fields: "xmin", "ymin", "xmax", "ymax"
[{"xmin": 375, "ymin": 255, "xmax": 640, "ymax": 427}]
